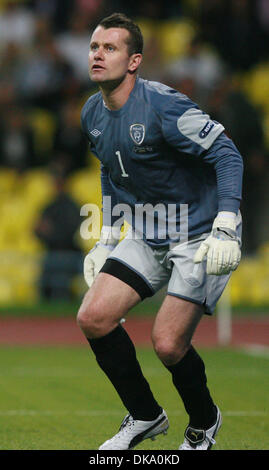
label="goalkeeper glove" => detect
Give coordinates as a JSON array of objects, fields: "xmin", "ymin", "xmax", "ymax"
[
  {"xmin": 84, "ymin": 226, "xmax": 121, "ymax": 288},
  {"xmin": 193, "ymin": 211, "xmax": 241, "ymax": 275}
]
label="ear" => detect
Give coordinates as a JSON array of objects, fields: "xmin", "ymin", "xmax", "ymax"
[{"xmin": 128, "ymin": 53, "xmax": 143, "ymax": 73}]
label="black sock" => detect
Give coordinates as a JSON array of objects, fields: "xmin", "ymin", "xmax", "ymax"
[
  {"xmin": 165, "ymin": 346, "xmax": 217, "ymax": 429},
  {"xmin": 88, "ymin": 325, "xmax": 162, "ymax": 421}
]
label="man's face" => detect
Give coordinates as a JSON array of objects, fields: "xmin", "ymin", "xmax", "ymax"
[{"xmin": 89, "ymin": 26, "xmax": 136, "ymax": 84}]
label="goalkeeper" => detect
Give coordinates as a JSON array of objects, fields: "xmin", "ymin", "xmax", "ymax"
[{"xmin": 77, "ymin": 13, "xmax": 243, "ymax": 450}]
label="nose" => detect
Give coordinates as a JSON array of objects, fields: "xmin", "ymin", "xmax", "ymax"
[{"xmin": 94, "ymin": 46, "xmax": 104, "ymax": 61}]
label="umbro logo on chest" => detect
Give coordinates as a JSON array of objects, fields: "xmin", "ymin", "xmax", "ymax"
[{"xmin": 90, "ymin": 128, "xmax": 102, "ymax": 137}]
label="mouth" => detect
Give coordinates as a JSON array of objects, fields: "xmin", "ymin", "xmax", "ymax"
[{"xmin": 92, "ymin": 64, "xmax": 105, "ymax": 71}]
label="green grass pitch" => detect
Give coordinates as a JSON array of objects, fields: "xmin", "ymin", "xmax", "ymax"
[{"xmin": 0, "ymin": 345, "xmax": 268, "ymax": 450}]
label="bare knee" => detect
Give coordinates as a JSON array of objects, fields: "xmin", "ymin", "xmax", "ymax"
[
  {"xmin": 152, "ymin": 332, "xmax": 190, "ymax": 366},
  {"xmin": 77, "ymin": 299, "xmax": 116, "ymax": 339}
]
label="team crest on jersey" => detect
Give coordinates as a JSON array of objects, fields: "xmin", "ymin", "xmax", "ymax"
[{"xmin": 130, "ymin": 124, "xmax": 145, "ymax": 145}]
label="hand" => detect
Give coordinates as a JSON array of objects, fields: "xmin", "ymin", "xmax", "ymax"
[
  {"xmin": 84, "ymin": 226, "xmax": 121, "ymax": 287},
  {"xmin": 193, "ymin": 212, "xmax": 241, "ymax": 275},
  {"xmin": 84, "ymin": 244, "xmax": 113, "ymax": 287}
]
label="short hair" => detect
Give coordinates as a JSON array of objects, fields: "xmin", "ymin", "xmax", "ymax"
[{"xmin": 98, "ymin": 13, "xmax": 143, "ymax": 56}]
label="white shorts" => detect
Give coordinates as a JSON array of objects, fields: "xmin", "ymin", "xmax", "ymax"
[{"xmin": 101, "ymin": 228, "xmax": 241, "ymax": 315}]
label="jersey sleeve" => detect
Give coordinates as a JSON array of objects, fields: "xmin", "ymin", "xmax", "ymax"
[
  {"xmin": 203, "ymin": 132, "xmax": 243, "ymax": 214},
  {"xmin": 80, "ymin": 99, "xmax": 98, "ymax": 157},
  {"xmin": 161, "ymin": 95, "xmax": 243, "ymax": 214},
  {"xmin": 161, "ymin": 96, "xmax": 224, "ymax": 156}
]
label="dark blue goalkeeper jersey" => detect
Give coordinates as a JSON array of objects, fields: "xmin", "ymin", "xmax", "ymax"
[{"xmin": 81, "ymin": 77, "xmax": 243, "ymax": 246}]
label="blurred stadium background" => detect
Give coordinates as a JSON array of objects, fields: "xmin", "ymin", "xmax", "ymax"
[
  {"xmin": 1, "ymin": 0, "xmax": 269, "ymax": 452},
  {"xmin": 0, "ymin": 0, "xmax": 269, "ymax": 325}
]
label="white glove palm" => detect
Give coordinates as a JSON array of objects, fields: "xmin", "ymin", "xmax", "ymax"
[
  {"xmin": 194, "ymin": 212, "xmax": 241, "ymax": 275},
  {"xmin": 84, "ymin": 226, "xmax": 120, "ymax": 288}
]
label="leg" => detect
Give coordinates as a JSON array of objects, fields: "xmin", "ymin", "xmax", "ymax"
[
  {"xmin": 77, "ymin": 271, "xmax": 140, "ymax": 338},
  {"xmin": 77, "ymin": 272, "xmax": 162, "ymax": 420},
  {"xmin": 152, "ymin": 294, "xmax": 203, "ymax": 365},
  {"xmin": 152, "ymin": 295, "xmax": 217, "ymax": 429}
]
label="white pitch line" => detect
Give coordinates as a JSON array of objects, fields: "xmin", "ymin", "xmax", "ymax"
[
  {"xmin": 0, "ymin": 410, "xmax": 123, "ymax": 417},
  {"xmin": 0, "ymin": 410, "xmax": 267, "ymax": 417},
  {"xmin": 240, "ymin": 344, "xmax": 269, "ymax": 359}
]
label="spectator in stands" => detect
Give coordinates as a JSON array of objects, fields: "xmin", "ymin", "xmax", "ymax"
[
  {"xmin": 0, "ymin": 1, "xmax": 36, "ymax": 49},
  {"xmin": 18, "ymin": 29, "xmax": 77, "ymax": 111},
  {"xmin": 75, "ymin": 0, "xmax": 104, "ymax": 21},
  {"xmin": 0, "ymin": 42, "xmax": 25, "ymax": 95},
  {"xmin": 33, "ymin": 0, "xmax": 75, "ymax": 33},
  {"xmin": 52, "ymin": 98, "xmax": 89, "ymax": 174},
  {"xmin": 139, "ymin": 33, "xmax": 164, "ymax": 82},
  {"xmin": 164, "ymin": 34, "xmax": 225, "ymax": 107},
  {"xmin": 0, "ymin": 105, "xmax": 36, "ymax": 172},
  {"xmin": 55, "ymin": 10, "xmax": 95, "ymax": 86},
  {"xmin": 197, "ymin": 0, "xmax": 266, "ymax": 71},
  {"xmin": 256, "ymin": 0, "xmax": 269, "ymax": 61},
  {"xmin": 103, "ymin": 0, "xmax": 183, "ymax": 20},
  {"xmin": 257, "ymin": 0, "xmax": 269, "ymax": 34},
  {"xmin": 34, "ymin": 169, "xmax": 83, "ymax": 300}
]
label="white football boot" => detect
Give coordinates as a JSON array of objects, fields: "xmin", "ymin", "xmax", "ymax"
[
  {"xmin": 99, "ymin": 409, "xmax": 169, "ymax": 450},
  {"xmin": 179, "ymin": 406, "xmax": 222, "ymax": 450}
]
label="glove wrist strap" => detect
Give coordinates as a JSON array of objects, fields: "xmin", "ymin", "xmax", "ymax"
[{"xmin": 213, "ymin": 211, "xmax": 237, "ymax": 232}]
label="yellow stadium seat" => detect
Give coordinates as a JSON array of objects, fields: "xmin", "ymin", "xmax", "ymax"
[
  {"xmin": 17, "ymin": 235, "xmax": 44, "ymax": 255},
  {"xmin": 258, "ymin": 241, "xmax": 269, "ymax": 257},
  {"xmin": 0, "ymin": 250, "xmax": 42, "ymax": 305},
  {"xmin": 135, "ymin": 18, "xmax": 158, "ymax": 44},
  {"xmin": 70, "ymin": 273, "xmax": 88, "ymax": 298},
  {"xmin": 21, "ymin": 169, "xmax": 55, "ymax": 207},
  {"xmin": 243, "ymin": 62, "xmax": 269, "ymax": 114},
  {"xmin": 229, "ymin": 256, "xmax": 266, "ymax": 305},
  {"xmin": 0, "ymin": 278, "xmax": 13, "ymax": 304},
  {"xmin": 15, "ymin": 281, "xmax": 39, "ymax": 304},
  {"xmin": 0, "ymin": 168, "xmax": 17, "ymax": 196},
  {"xmin": 27, "ymin": 108, "xmax": 56, "ymax": 158},
  {"xmin": 158, "ymin": 19, "xmax": 196, "ymax": 63},
  {"xmin": 66, "ymin": 168, "xmax": 102, "ymax": 206}
]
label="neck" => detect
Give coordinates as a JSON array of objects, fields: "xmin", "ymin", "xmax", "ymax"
[{"xmin": 100, "ymin": 74, "xmax": 137, "ymax": 111}]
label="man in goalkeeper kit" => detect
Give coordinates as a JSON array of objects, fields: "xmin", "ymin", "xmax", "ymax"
[{"xmin": 78, "ymin": 13, "xmax": 243, "ymax": 450}]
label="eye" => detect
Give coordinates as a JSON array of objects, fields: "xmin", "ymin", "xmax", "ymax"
[
  {"xmin": 90, "ymin": 44, "xmax": 98, "ymax": 51},
  {"xmin": 106, "ymin": 45, "xmax": 115, "ymax": 52}
]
